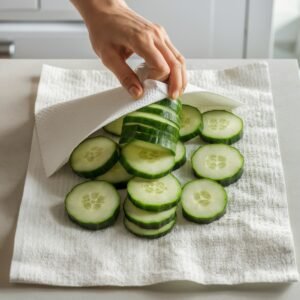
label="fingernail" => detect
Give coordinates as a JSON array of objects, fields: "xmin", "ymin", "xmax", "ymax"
[
  {"xmin": 129, "ymin": 86, "xmax": 141, "ymax": 99},
  {"xmin": 171, "ymin": 91, "xmax": 179, "ymax": 100}
]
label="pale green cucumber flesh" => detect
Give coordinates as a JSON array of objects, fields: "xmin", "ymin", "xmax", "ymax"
[
  {"xmin": 173, "ymin": 141, "xmax": 186, "ymax": 170},
  {"xmin": 200, "ymin": 110, "xmax": 243, "ymax": 144},
  {"xmin": 70, "ymin": 136, "xmax": 119, "ymax": 178},
  {"xmin": 120, "ymin": 140, "xmax": 175, "ymax": 179},
  {"xmin": 181, "ymin": 179, "xmax": 227, "ymax": 223},
  {"xmin": 127, "ymin": 174, "xmax": 181, "ymax": 211},
  {"xmin": 191, "ymin": 144, "xmax": 244, "ymax": 186},
  {"xmin": 96, "ymin": 161, "xmax": 133, "ymax": 189},
  {"xmin": 103, "ymin": 116, "xmax": 124, "ymax": 136},
  {"xmin": 65, "ymin": 181, "xmax": 120, "ymax": 230},
  {"xmin": 180, "ymin": 105, "xmax": 203, "ymax": 142}
]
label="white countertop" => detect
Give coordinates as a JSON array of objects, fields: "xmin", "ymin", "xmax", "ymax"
[{"xmin": 0, "ymin": 59, "xmax": 299, "ymax": 299}]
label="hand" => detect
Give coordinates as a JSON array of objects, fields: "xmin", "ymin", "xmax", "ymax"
[{"xmin": 71, "ymin": 0, "xmax": 187, "ymax": 99}]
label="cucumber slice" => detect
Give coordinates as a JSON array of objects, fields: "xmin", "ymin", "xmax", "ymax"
[
  {"xmin": 127, "ymin": 174, "xmax": 181, "ymax": 211},
  {"xmin": 181, "ymin": 179, "xmax": 227, "ymax": 224},
  {"xmin": 173, "ymin": 141, "xmax": 186, "ymax": 170},
  {"xmin": 96, "ymin": 161, "xmax": 133, "ymax": 189},
  {"xmin": 123, "ymin": 198, "xmax": 177, "ymax": 229},
  {"xmin": 122, "ymin": 123, "xmax": 179, "ymax": 140},
  {"xmin": 201, "ymin": 110, "xmax": 243, "ymax": 144},
  {"xmin": 70, "ymin": 136, "xmax": 119, "ymax": 178},
  {"xmin": 119, "ymin": 129, "xmax": 177, "ymax": 154},
  {"xmin": 120, "ymin": 140, "xmax": 175, "ymax": 179},
  {"xmin": 138, "ymin": 104, "xmax": 181, "ymax": 126},
  {"xmin": 179, "ymin": 105, "xmax": 203, "ymax": 142},
  {"xmin": 192, "ymin": 144, "xmax": 244, "ymax": 186},
  {"xmin": 156, "ymin": 98, "xmax": 182, "ymax": 114},
  {"xmin": 124, "ymin": 111, "xmax": 180, "ymax": 131},
  {"xmin": 124, "ymin": 217, "xmax": 176, "ymax": 239},
  {"xmin": 103, "ymin": 116, "xmax": 124, "ymax": 136},
  {"xmin": 65, "ymin": 181, "xmax": 120, "ymax": 230},
  {"xmin": 123, "ymin": 121, "xmax": 179, "ymax": 137}
]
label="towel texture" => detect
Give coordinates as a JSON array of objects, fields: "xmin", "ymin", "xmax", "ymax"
[{"xmin": 10, "ymin": 62, "xmax": 299, "ymax": 286}]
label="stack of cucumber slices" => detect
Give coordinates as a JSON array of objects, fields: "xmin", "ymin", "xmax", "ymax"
[
  {"xmin": 124, "ymin": 174, "xmax": 181, "ymax": 238},
  {"xmin": 65, "ymin": 98, "xmax": 244, "ymax": 239}
]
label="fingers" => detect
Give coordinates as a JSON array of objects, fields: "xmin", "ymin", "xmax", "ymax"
[
  {"xmin": 133, "ymin": 37, "xmax": 170, "ymax": 82},
  {"xmin": 165, "ymin": 39, "xmax": 187, "ymax": 94},
  {"xmin": 99, "ymin": 21, "xmax": 186, "ymax": 101},
  {"xmin": 155, "ymin": 40, "xmax": 182, "ymax": 99},
  {"xmin": 101, "ymin": 50, "xmax": 143, "ymax": 99},
  {"xmin": 156, "ymin": 25, "xmax": 187, "ymax": 98},
  {"xmin": 132, "ymin": 24, "xmax": 186, "ymax": 99}
]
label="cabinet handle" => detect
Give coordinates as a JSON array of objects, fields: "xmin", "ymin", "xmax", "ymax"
[{"xmin": 0, "ymin": 41, "xmax": 15, "ymax": 58}]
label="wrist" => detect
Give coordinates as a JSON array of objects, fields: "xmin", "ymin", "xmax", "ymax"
[{"xmin": 71, "ymin": 0, "xmax": 127, "ymax": 21}]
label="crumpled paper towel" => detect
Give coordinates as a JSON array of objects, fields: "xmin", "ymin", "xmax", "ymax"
[{"xmin": 10, "ymin": 62, "xmax": 299, "ymax": 286}]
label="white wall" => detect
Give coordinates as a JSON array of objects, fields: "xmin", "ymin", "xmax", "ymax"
[{"xmin": 273, "ymin": 0, "xmax": 300, "ymax": 57}]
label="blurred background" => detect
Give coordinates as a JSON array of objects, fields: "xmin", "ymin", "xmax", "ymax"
[{"xmin": 0, "ymin": 0, "xmax": 298, "ymax": 61}]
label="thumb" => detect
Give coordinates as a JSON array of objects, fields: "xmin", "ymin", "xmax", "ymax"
[{"xmin": 101, "ymin": 52, "xmax": 143, "ymax": 99}]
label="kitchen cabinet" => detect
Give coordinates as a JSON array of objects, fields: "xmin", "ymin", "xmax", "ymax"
[
  {"xmin": 0, "ymin": 0, "xmax": 38, "ymax": 10},
  {"xmin": 0, "ymin": 0, "xmax": 274, "ymax": 59}
]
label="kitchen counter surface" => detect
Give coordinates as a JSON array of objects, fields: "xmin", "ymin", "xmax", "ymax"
[{"xmin": 0, "ymin": 59, "xmax": 299, "ymax": 299}]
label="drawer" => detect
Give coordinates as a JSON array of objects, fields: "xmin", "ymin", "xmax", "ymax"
[
  {"xmin": 0, "ymin": 0, "xmax": 38, "ymax": 10},
  {"xmin": 0, "ymin": 22, "xmax": 96, "ymax": 58}
]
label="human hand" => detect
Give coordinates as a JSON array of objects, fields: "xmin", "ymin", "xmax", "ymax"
[{"xmin": 71, "ymin": 0, "xmax": 187, "ymax": 99}]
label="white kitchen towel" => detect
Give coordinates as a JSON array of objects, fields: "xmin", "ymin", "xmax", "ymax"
[
  {"xmin": 10, "ymin": 62, "xmax": 299, "ymax": 286},
  {"xmin": 34, "ymin": 64, "xmax": 241, "ymax": 177}
]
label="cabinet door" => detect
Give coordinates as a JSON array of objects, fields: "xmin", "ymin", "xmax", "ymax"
[
  {"xmin": 0, "ymin": 0, "xmax": 273, "ymax": 58},
  {"xmin": 0, "ymin": 0, "xmax": 38, "ymax": 10},
  {"xmin": 39, "ymin": 0, "xmax": 247, "ymax": 58},
  {"xmin": 127, "ymin": 0, "xmax": 247, "ymax": 58},
  {"xmin": 0, "ymin": 23, "xmax": 95, "ymax": 58}
]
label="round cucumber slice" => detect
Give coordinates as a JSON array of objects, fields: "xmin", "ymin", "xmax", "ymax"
[
  {"xmin": 201, "ymin": 110, "xmax": 243, "ymax": 144},
  {"xmin": 181, "ymin": 179, "xmax": 227, "ymax": 224},
  {"xmin": 70, "ymin": 136, "xmax": 119, "ymax": 178},
  {"xmin": 192, "ymin": 144, "xmax": 244, "ymax": 186},
  {"xmin": 124, "ymin": 217, "xmax": 176, "ymax": 239},
  {"xmin": 96, "ymin": 161, "xmax": 133, "ymax": 189},
  {"xmin": 173, "ymin": 141, "xmax": 186, "ymax": 170},
  {"xmin": 120, "ymin": 140, "xmax": 175, "ymax": 179},
  {"xmin": 179, "ymin": 104, "xmax": 203, "ymax": 142},
  {"xmin": 103, "ymin": 116, "xmax": 124, "ymax": 136},
  {"xmin": 65, "ymin": 181, "xmax": 120, "ymax": 230},
  {"xmin": 127, "ymin": 174, "xmax": 181, "ymax": 211},
  {"xmin": 123, "ymin": 198, "xmax": 176, "ymax": 229}
]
